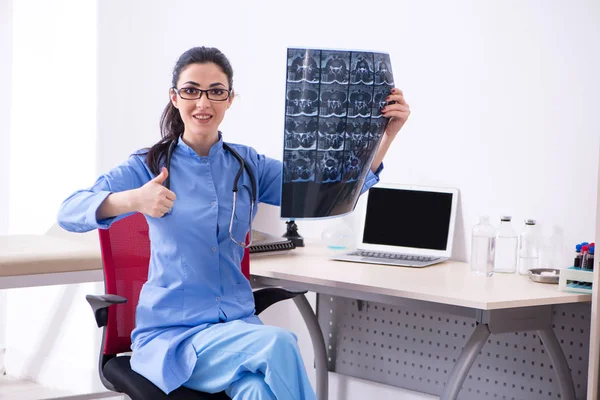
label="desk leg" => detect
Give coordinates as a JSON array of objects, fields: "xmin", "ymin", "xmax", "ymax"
[
  {"xmin": 441, "ymin": 323, "xmax": 491, "ymax": 400},
  {"xmin": 293, "ymin": 294, "xmax": 328, "ymax": 400},
  {"xmin": 537, "ymin": 328, "xmax": 576, "ymax": 400}
]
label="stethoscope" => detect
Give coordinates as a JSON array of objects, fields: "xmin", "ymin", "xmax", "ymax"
[{"xmin": 164, "ymin": 138, "xmax": 257, "ymax": 248}]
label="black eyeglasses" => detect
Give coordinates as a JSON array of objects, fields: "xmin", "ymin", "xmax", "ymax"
[{"xmin": 172, "ymin": 87, "xmax": 232, "ymax": 101}]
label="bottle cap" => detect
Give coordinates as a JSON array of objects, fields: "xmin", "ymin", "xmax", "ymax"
[
  {"xmin": 591, "ymin": 243, "xmax": 595, "ymax": 247},
  {"xmin": 576, "ymin": 244, "xmax": 582, "ymax": 251},
  {"xmin": 524, "ymin": 219, "xmax": 536, "ymax": 225},
  {"xmin": 501, "ymin": 216, "xmax": 512, "ymax": 221},
  {"xmin": 582, "ymin": 245, "xmax": 590, "ymax": 252},
  {"xmin": 582, "ymin": 242, "xmax": 589, "ymax": 245}
]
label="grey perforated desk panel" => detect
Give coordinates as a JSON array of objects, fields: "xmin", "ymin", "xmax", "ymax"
[{"xmin": 251, "ymin": 244, "xmax": 591, "ymax": 400}]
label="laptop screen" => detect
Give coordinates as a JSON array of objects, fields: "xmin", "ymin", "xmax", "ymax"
[{"xmin": 362, "ymin": 187, "xmax": 454, "ymax": 251}]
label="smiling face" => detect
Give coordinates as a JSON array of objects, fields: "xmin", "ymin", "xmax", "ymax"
[{"xmin": 170, "ymin": 62, "xmax": 234, "ymax": 142}]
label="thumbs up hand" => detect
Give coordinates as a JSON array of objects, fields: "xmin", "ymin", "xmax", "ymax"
[{"xmin": 134, "ymin": 167, "xmax": 177, "ymax": 218}]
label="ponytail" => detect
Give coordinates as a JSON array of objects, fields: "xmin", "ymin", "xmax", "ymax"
[{"xmin": 145, "ymin": 102, "xmax": 183, "ymax": 175}]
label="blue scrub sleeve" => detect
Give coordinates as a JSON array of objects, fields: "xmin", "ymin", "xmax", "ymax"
[
  {"xmin": 255, "ymin": 154, "xmax": 283, "ymax": 206},
  {"xmin": 360, "ymin": 162, "xmax": 384, "ymax": 195},
  {"xmin": 57, "ymin": 155, "xmax": 152, "ymax": 232}
]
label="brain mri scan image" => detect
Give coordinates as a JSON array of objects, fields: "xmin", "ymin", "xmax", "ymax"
[
  {"xmin": 368, "ymin": 119, "xmax": 387, "ymax": 150},
  {"xmin": 374, "ymin": 53, "xmax": 394, "ymax": 85},
  {"xmin": 286, "ymin": 84, "xmax": 319, "ymax": 116},
  {"xmin": 320, "ymin": 84, "xmax": 348, "ymax": 117},
  {"xmin": 318, "ymin": 118, "xmax": 345, "ymax": 151},
  {"xmin": 316, "ymin": 150, "xmax": 344, "ymax": 183},
  {"xmin": 348, "ymin": 85, "xmax": 373, "ymax": 118},
  {"xmin": 283, "ymin": 150, "xmax": 316, "ymax": 183},
  {"xmin": 342, "ymin": 150, "xmax": 365, "ymax": 182},
  {"xmin": 345, "ymin": 118, "xmax": 371, "ymax": 151},
  {"xmin": 321, "ymin": 51, "xmax": 350, "ymax": 84},
  {"xmin": 372, "ymin": 85, "xmax": 393, "ymax": 118},
  {"xmin": 285, "ymin": 117, "xmax": 318, "ymax": 150},
  {"xmin": 287, "ymin": 49, "xmax": 320, "ymax": 83},
  {"xmin": 350, "ymin": 52, "xmax": 374, "ymax": 85}
]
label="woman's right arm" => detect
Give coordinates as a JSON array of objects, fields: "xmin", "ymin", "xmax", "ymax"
[
  {"xmin": 57, "ymin": 155, "xmax": 175, "ymax": 232},
  {"xmin": 95, "ymin": 189, "xmax": 140, "ymax": 221}
]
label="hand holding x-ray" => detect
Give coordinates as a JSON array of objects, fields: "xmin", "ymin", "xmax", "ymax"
[{"xmin": 381, "ymin": 88, "xmax": 410, "ymax": 138}]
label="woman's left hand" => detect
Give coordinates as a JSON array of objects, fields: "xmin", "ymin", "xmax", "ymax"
[{"xmin": 381, "ymin": 88, "xmax": 410, "ymax": 138}]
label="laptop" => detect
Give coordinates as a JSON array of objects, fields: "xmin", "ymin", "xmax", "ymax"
[{"xmin": 332, "ymin": 183, "xmax": 459, "ymax": 267}]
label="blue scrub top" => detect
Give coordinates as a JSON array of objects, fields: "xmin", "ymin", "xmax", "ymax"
[{"xmin": 58, "ymin": 135, "xmax": 382, "ymax": 393}]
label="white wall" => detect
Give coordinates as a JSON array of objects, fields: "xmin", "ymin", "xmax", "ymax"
[
  {"xmin": 4, "ymin": 0, "xmax": 104, "ymax": 394},
  {"xmin": 96, "ymin": 0, "xmax": 600, "ymax": 257},
  {"xmin": 1, "ymin": 0, "xmax": 12, "ymax": 235},
  {"xmin": 94, "ymin": 0, "xmax": 600, "ymax": 398},
  {"xmin": 0, "ymin": 0, "xmax": 13, "ymax": 374},
  {"xmin": 9, "ymin": 0, "xmax": 97, "ymax": 235}
]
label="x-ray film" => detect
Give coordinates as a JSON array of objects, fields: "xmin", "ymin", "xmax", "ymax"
[{"xmin": 281, "ymin": 48, "xmax": 394, "ymax": 218}]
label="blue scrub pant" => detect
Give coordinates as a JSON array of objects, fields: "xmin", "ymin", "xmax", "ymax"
[{"xmin": 182, "ymin": 320, "xmax": 317, "ymax": 400}]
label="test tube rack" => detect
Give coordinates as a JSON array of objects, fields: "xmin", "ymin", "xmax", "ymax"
[{"xmin": 558, "ymin": 267, "xmax": 594, "ymax": 293}]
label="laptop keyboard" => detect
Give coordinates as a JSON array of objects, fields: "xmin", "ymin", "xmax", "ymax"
[{"xmin": 349, "ymin": 250, "xmax": 439, "ymax": 263}]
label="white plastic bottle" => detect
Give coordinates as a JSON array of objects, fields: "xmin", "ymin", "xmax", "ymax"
[
  {"xmin": 539, "ymin": 225, "xmax": 565, "ymax": 269},
  {"xmin": 518, "ymin": 219, "xmax": 539, "ymax": 275},
  {"xmin": 470, "ymin": 216, "xmax": 495, "ymax": 276},
  {"xmin": 493, "ymin": 216, "xmax": 518, "ymax": 273}
]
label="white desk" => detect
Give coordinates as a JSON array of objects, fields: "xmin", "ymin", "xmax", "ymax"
[
  {"xmin": 250, "ymin": 244, "xmax": 592, "ymax": 400},
  {"xmin": 0, "ymin": 232, "xmax": 103, "ymax": 289},
  {"xmin": 250, "ymin": 245, "xmax": 589, "ymax": 310},
  {"xmin": 0, "ymin": 232, "xmax": 593, "ymax": 400}
]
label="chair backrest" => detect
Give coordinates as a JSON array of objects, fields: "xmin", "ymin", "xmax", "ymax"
[{"xmin": 98, "ymin": 212, "xmax": 250, "ymax": 356}]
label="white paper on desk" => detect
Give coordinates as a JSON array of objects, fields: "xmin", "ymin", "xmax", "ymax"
[
  {"xmin": 252, "ymin": 230, "xmax": 290, "ymax": 246},
  {"xmin": 280, "ymin": 48, "xmax": 394, "ymax": 219}
]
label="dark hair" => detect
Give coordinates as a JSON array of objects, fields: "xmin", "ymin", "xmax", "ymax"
[{"xmin": 145, "ymin": 47, "xmax": 234, "ymax": 175}]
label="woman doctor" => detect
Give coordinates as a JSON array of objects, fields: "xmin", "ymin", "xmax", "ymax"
[{"xmin": 57, "ymin": 47, "xmax": 411, "ymax": 399}]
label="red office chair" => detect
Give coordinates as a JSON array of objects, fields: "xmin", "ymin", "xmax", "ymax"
[{"xmin": 86, "ymin": 212, "xmax": 305, "ymax": 399}]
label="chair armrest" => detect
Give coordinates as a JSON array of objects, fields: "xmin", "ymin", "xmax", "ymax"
[
  {"xmin": 86, "ymin": 294, "xmax": 127, "ymax": 328},
  {"xmin": 253, "ymin": 287, "xmax": 307, "ymax": 315}
]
